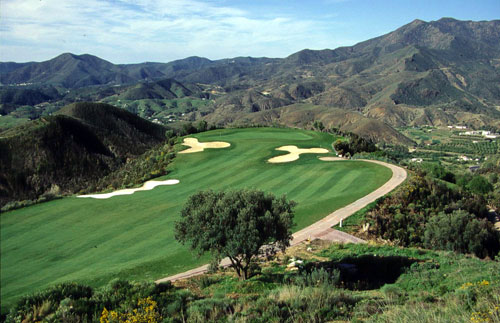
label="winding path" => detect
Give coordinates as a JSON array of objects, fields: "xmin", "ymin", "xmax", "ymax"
[{"xmin": 155, "ymin": 159, "xmax": 407, "ymax": 283}]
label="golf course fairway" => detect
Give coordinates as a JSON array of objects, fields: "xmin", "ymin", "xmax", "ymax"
[{"xmin": 0, "ymin": 127, "xmax": 392, "ymax": 311}]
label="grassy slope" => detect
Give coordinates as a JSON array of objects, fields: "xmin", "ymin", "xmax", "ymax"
[
  {"xmin": 0, "ymin": 115, "xmax": 30, "ymax": 133},
  {"xmin": 0, "ymin": 127, "xmax": 392, "ymax": 311},
  {"xmin": 193, "ymin": 243, "xmax": 500, "ymax": 322}
]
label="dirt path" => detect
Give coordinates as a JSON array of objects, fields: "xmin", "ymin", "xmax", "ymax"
[{"xmin": 155, "ymin": 159, "xmax": 407, "ymax": 283}]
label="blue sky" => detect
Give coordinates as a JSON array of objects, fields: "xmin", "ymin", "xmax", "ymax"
[{"xmin": 1, "ymin": 0, "xmax": 499, "ymax": 64}]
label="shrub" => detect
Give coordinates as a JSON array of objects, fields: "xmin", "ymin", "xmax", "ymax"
[
  {"xmin": 467, "ymin": 175, "xmax": 494, "ymax": 195},
  {"xmin": 187, "ymin": 298, "xmax": 235, "ymax": 322},
  {"xmin": 295, "ymin": 267, "xmax": 340, "ymax": 288},
  {"xmin": 424, "ymin": 210, "xmax": 500, "ymax": 258}
]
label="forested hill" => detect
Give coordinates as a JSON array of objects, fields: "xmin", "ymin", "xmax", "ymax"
[{"xmin": 0, "ymin": 102, "xmax": 167, "ymax": 208}]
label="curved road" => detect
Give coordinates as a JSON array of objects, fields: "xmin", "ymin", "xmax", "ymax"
[{"xmin": 155, "ymin": 159, "xmax": 407, "ymax": 283}]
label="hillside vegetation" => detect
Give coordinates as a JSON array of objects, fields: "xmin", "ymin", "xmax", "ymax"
[
  {"xmin": 0, "ymin": 102, "xmax": 167, "ymax": 208},
  {"xmin": 3, "ymin": 242, "xmax": 499, "ymax": 322}
]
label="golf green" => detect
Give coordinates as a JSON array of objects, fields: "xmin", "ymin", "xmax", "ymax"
[{"xmin": 0, "ymin": 127, "xmax": 392, "ymax": 310}]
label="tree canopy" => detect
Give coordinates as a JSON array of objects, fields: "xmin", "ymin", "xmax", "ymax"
[
  {"xmin": 175, "ymin": 189, "xmax": 295, "ymax": 279},
  {"xmin": 424, "ymin": 210, "xmax": 500, "ymax": 258}
]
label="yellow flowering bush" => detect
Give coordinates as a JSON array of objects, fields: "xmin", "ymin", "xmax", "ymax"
[
  {"xmin": 470, "ymin": 306, "xmax": 500, "ymax": 323},
  {"xmin": 100, "ymin": 297, "xmax": 162, "ymax": 323},
  {"xmin": 460, "ymin": 280, "xmax": 491, "ymax": 290},
  {"xmin": 459, "ymin": 280, "xmax": 499, "ymax": 322}
]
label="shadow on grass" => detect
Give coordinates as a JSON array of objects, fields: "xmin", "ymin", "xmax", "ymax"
[
  {"xmin": 242, "ymin": 255, "xmax": 417, "ymax": 292},
  {"xmin": 303, "ymin": 254, "xmax": 417, "ymax": 290}
]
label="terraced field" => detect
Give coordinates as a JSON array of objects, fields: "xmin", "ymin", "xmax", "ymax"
[{"xmin": 0, "ymin": 128, "xmax": 392, "ymax": 311}]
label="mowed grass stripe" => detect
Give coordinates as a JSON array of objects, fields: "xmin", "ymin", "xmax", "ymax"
[
  {"xmin": 284, "ymin": 163, "xmax": 328, "ymax": 199},
  {"xmin": 0, "ymin": 128, "xmax": 392, "ymax": 312},
  {"xmin": 229, "ymin": 167, "xmax": 283, "ymax": 190},
  {"xmin": 173, "ymin": 145, "xmax": 262, "ymax": 186},
  {"xmin": 306, "ymin": 165, "xmax": 348, "ymax": 200}
]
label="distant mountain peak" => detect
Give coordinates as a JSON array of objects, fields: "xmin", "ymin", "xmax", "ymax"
[
  {"xmin": 410, "ymin": 19, "xmax": 426, "ymax": 25},
  {"xmin": 437, "ymin": 17, "xmax": 460, "ymax": 23}
]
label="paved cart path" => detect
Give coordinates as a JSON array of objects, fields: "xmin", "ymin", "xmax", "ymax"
[{"xmin": 155, "ymin": 159, "xmax": 407, "ymax": 284}]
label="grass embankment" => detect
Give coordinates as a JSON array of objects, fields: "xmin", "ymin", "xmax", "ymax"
[{"xmin": 0, "ymin": 127, "xmax": 392, "ymax": 312}]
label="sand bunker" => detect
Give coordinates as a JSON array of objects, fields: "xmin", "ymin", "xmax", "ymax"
[
  {"xmin": 77, "ymin": 179, "xmax": 180, "ymax": 199},
  {"xmin": 319, "ymin": 157, "xmax": 346, "ymax": 162},
  {"xmin": 268, "ymin": 145, "xmax": 329, "ymax": 163},
  {"xmin": 179, "ymin": 137, "xmax": 230, "ymax": 154}
]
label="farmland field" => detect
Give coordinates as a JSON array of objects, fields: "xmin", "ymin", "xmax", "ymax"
[{"xmin": 0, "ymin": 127, "xmax": 392, "ymax": 311}]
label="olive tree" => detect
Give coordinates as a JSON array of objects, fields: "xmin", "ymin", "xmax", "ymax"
[{"xmin": 175, "ymin": 189, "xmax": 295, "ymax": 279}]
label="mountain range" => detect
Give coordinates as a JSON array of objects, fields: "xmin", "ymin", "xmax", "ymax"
[{"xmin": 1, "ymin": 17, "xmax": 500, "ymax": 143}]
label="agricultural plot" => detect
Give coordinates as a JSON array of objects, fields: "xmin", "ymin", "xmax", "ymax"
[
  {"xmin": 0, "ymin": 128, "xmax": 392, "ymax": 311},
  {"xmin": 429, "ymin": 139, "xmax": 499, "ymax": 155},
  {"xmin": 400, "ymin": 126, "xmax": 499, "ymax": 158}
]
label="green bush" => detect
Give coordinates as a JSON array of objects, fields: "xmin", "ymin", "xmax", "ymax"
[
  {"xmin": 467, "ymin": 175, "xmax": 494, "ymax": 195},
  {"xmin": 424, "ymin": 210, "xmax": 500, "ymax": 258},
  {"xmin": 187, "ymin": 298, "xmax": 235, "ymax": 322},
  {"xmin": 295, "ymin": 267, "xmax": 340, "ymax": 288}
]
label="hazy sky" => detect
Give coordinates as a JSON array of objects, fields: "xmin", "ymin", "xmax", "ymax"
[{"xmin": 1, "ymin": 0, "xmax": 499, "ymax": 64}]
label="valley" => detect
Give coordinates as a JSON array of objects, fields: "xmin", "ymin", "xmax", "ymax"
[
  {"xmin": 1, "ymin": 15, "xmax": 499, "ymax": 322},
  {"xmin": 2, "ymin": 18, "xmax": 500, "ymax": 144}
]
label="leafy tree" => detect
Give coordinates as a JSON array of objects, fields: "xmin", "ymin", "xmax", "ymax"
[
  {"xmin": 424, "ymin": 210, "xmax": 500, "ymax": 258},
  {"xmin": 420, "ymin": 162, "xmax": 455, "ymax": 183},
  {"xmin": 165, "ymin": 129, "xmax": 175, "ymax": 140},
  {"xmin": 333, "ymin": 134, "xmax": 377, "ymax": 157},
  {"xmin": 456, "ymin": 173, "xmax": 472, "ymax": 190},
  {"xmin": 196, "ymin": 120, "xmax": 208, "ymax": 133},
  {"xmin": 333, "ymin": 139, "xmax": 350, "ymax": 156},
  {"xmin": 180, "ymin": 122, "xmax": 197, "ymax": 136},
  {"xmin": 175, "ymin": 189, "xmax": 295, "ymax": 279},
  {"xmin": 366, "ymin": 174, "xmax": 491, "ymax": 247},
  {"xmin": 313, "ymin": 121, "xmax": 324, "ymax": 132},
  {"xmin": 467, "ymin": 175, "xmax": 493, "ymax": 195}
]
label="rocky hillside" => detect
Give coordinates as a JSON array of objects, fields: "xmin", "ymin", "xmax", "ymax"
[{"xmin": 2, "ymin": 18, "xmax": 499, "ymax": 143}]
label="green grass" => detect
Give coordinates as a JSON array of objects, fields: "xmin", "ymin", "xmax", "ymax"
[
  {"xmin": 0, "ymin": 127, "xmax": 392, "ymax": 311},
  {"xmin": 0, "ymin": 115, "xmax": 30, "ymax": 133}
]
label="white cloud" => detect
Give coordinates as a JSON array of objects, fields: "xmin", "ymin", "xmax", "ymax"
[{"xmin": 0, "ymin": 0, "xmax": 348, "ymax": 63}]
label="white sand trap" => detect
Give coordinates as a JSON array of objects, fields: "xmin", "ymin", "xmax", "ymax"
[
  {"xmin": 77, "ymin": 179, "xmax": 179, "ymax": 199},
  {"xmin": 179, "ymin": 137, "xmax": 230, "ymax": 154},
  {"xmin": 319, "ymin": 157, "xmax": 346, "ymax": 162},
  {"xmin": 268, "ymin": 145, "xmax": 329, "ymax": 163}
]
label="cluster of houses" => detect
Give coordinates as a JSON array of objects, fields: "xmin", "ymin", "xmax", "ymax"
[
  {"xmin": 459, "ymin": 130, "xmax": 499, "ymax": 139},
  {"xmin": 444, "ymin": 125, "xmax": 499, "ymax": 139},
  {"xmin": 458, "ymin": 155, "xmax": 480, "ymax": 162}
]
